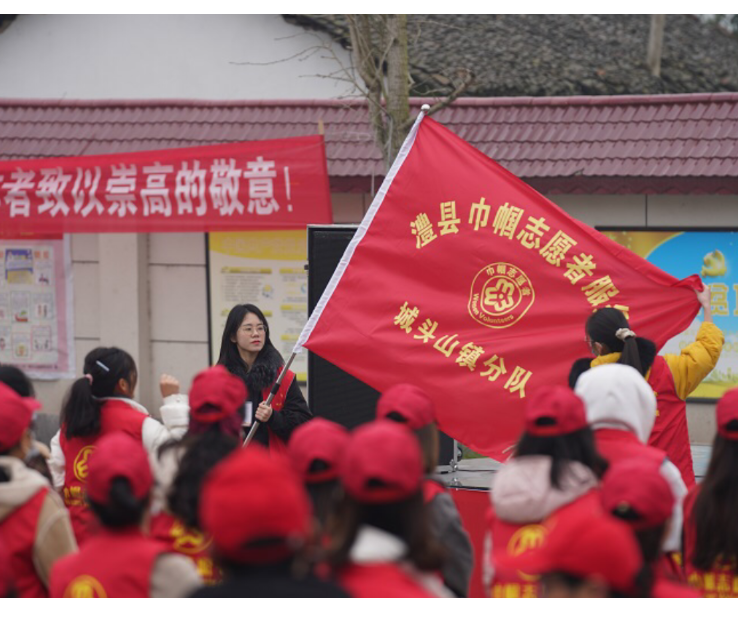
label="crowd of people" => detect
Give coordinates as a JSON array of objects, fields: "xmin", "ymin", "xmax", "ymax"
[{"xmin": 0, "ymin": 293, "xmax": 735, "ymax": 598}]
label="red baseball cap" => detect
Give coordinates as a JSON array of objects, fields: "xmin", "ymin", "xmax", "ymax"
[
  {"xmin": 340, "ymin": 419, "xmax": 423, "ymax": 504},
  {"xmin": 525, "ymin": 386, "xmax": 588, "ymax": 437},
  {"xmin": 716, "ymin": 387, "xmax": 738, "ymax": 441},
  {"xmin": 189, "ymin": 365, "xmax": 247, "ymax": 424},
  {"xmin": 376, "ymin": 384, "xmax": 435, "ymax": 430},
  {"xmin": 0, "ymin": 382, "xmax": 41, "ymax": 452},
  {"xmin": 200, "ymin": 445, "xmax": 311, "ymax": 564},
  {"xmin": 86, "ymin": 433, "xmax": 153, "ymax": 505},
  {"xmin": 498, "ymin": 509, "xmax": 643, "ymax": 594},
  {"xmin": 287, "ymin": 418, "xmax": 350, "ymax": 484},
  {"xmin": 601, "ymin": 457, "xmax": 674, "ymax": 530}
]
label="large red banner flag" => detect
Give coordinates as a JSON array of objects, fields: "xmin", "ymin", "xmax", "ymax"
[
  {"xmin": 296, "ymin": 109, "xmax": 702, "ymax": 459},
  {"xmin": 0, "ymin": 136, "xmax": 331, "ymax": 236}
]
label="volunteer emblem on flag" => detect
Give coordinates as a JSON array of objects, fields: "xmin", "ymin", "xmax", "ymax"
[{"xmin": 469, "ymin": 263, "xmax": 535, "ymax": 329}]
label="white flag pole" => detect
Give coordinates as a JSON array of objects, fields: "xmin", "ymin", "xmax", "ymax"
[{"xmin": 292, "ymin": 104, "xmax": 431, "ymax": 356}]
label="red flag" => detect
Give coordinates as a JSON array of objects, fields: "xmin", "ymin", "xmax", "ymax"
[{"xmin": 298, "ymin": 112, "xmax": 701, "ymax": 459}]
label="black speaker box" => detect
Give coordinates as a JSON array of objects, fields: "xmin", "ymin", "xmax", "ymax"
[{"xmin": 307, "ymin": 225, "xmax": 456, "ymax": 466}]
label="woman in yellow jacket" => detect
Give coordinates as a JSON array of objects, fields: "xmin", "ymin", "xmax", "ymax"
[{"xmin": 570, "ymin": 287, "xmax": 723, "ymax": 488}]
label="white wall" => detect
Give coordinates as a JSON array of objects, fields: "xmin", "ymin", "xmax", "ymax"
[{"xmin": 0, "ymin": 15, "xmax": 358, "ymax": 100}]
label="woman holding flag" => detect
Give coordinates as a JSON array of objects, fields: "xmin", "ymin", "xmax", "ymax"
[
  {"xmin": 217, "ymin": 304, "xmax": 311, "ymax": 451},
  {"xmin": 571, "ymin": 286, "xmax": 722, "ymax": 487}
]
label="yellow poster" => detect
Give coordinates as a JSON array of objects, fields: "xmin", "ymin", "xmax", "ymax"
[
  {"xmin": 604, "ymin": 230, "xmax": 738, "ymax": 399},
  {"xmin": 208, "ymin": 230, "xmax": 308, "ymax": 382}
]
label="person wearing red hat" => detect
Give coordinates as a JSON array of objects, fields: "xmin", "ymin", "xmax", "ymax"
[
  {"xmin": 326, "ymin": 419, "xmax": 451, "ymax": 598},
  {"xmin": 600, "ymin": 457, "xmax": 699, "ymax": 598},
  {"xmin": 483, "ymin": 385, "xmax": 608, "ymax": 598},
  {"xmin": 571, "ymin": 290, "xmax": 723, "ymax": 489},
  {"xmin": 149, "ymin": 365, "xmax": 247, "ymax": 585},
  {"xmin": 49, "ymin": 432, "xmax": 201, "ymax": 598},
  {"xmin": 377, "ymin": 383, "xmax": 473, "ymax": 597},
  {"xmin": 217, "ymin": 304, "xmax": 311, "ymax": 452},
  {"xmin": 49, "ymin": 346, "xmax": 189, "ymax": 545},
  {"xmin": 683, "ymin": 387, "xmax": 738, "ymax": 597},
  {"xmin": 498, "ymin": 508, "xmax": 645, "ymax": 597},
  {"xmin": 287, "ymin": 417, "xmax": 350, "ymax": 532},
  {"xmin": 0, "ymin": 382, "xmax": 77, "ymax": 597},
  {"xmin": 575, "ymin": 364, "xmax": 688, "ymax": 571},
  {"xmin": 191, "ymin": 445, "xmax": 348, "ymax": 598}
]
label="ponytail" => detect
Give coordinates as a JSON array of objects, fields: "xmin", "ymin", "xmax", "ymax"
[
  {"xmin": 586, "ymin": 308, "xmax": 648, "ymax": 377},
  {"xmin": 61, "ymin": 346, "xmax": 137, "ymax": 439},
  {"xmin": 88, "ymin": 476, "xmax": 148, "ymax": 528}
]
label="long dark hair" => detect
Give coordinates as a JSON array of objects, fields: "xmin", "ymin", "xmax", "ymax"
[
  {"xmin": 0, "ymin": 365, "xmax": 35, "ymax": 398},
  {"xmin": 163, "ymin": 429, "xmax": 240, "ymax": 529},
  {"xmin": 88, "ymin": 477, "xmax": 149, "ymax": 528},
  {"xmin": 690, "ymin": 430, "xmax": 738, "ymax": 573},
  {"xmin": 586, "ymin": 308, "xmax": 653, "ymax": 377},
  {"xmin": 326, "ymin": 491, "xmax": 444, "ymax": 572},
  {"xmin": 217, "ymin": 304, "xmax": 283, "ymax": 392},
  {"xmin": 515, "ymin": 429, "xmax": 609, "ymax": 489},
  {"xmin": 61, "ymin": 347, "xmax": 137, "ymax": 439}
]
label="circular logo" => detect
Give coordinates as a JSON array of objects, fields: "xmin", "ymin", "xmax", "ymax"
[
  {"xmin": 64, "ymin": 575, "xmax": 107, "ymax": 598},
  {"xmin": 73, "ymin": 445, "xmax": 95, "ymax": 482},
  {"xmin": 507, "ymin": 524, "xmax": 548, "ymax": 582},
  {"xmin": 468, "ymin": 263, "xmax": 535, "ymax": 329}
]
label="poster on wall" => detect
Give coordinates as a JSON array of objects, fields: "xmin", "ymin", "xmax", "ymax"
[
  {"xmin": 207, "ymin": 231, "xmax": 308, "ymax": 382},
  {"xmin": 603, "ymin": 229, "xmax": 738, "ymax": 399},
  {"xmin": 0, "ymin": 236, "xmax": 75, "ymax": 379}
]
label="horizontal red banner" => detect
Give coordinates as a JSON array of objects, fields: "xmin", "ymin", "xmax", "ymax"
[{"xmin": 0, "ymin": 136, "xmax": 332, "ymax": 235}]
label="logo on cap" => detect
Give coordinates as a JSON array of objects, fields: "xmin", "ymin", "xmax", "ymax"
[
  {"xmin": 469, "ymin": 263, "xmax": 535, "ymax": 329},
  {"xmin": 73, "ymin": 446, "xmax": 95, "ymax": 482},
  {"xmin": 64, "ymin": 575, "xmax": 107, "ymax": 598}
]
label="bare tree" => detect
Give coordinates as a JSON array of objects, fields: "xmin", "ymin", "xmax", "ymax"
[
  {"xmin": 345, "ymin": 15, "xmax": 473, "ymax": 168},
  {"xmin": 646, "ymin": 15, "xmax": 666, "ymax": 77}
]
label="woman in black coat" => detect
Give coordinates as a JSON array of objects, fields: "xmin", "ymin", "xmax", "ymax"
[{"xmin": 217, "ymin": 304, "xmax": 311, "ymax": 448}]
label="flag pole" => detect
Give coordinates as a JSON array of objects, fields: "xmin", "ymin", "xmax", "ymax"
[
  {"xmin": 242, "ymin": 351, "xmax": 298, "ymax": 449},
  {"xmin": 243, "ymin": 105, "xmax": 430, "ymax": 450}
]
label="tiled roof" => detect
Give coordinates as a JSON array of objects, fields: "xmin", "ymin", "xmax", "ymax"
[
  {"xmin": 285, "ymin": 15, "xmax": 738, "ymax": 98},
  {"xmin": 2, "ymin": 94, "xmax": 738, "ymax": 194}
]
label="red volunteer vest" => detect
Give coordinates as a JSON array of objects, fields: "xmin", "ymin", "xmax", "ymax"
[
  {"xmin": 49, "ymin": 527, "xmax": 166, "ymax": 598},
  {"xmin": 486, "ymin": 490, "xmax": 602, "ymax": 598},
  {"xmin": 338, "ymin": 563, "xmax": 437, "ymax": 598},
  {"xmin": 646, "ymin": 356, "xmax": 695, "ymax": 488},
  {"xmin": 60, "ymin": 400, "xmax": 147, "ymax": 545},
  {"xmin": 652, "ymin": 576, "xmax": 701, "ymax": 598},
  {"xmin": 683, "ymin": 486, "xmax": 738, "ymax": 598},
  {"xmin": 0, "ymin": 488, "xmax": 48, "ymax": 598},
  {"xmin": 261, "ymin": 367, "xmax": 295, "ymax": 455},
  {"xmin": 149, "ymin": 511, "xmax": 222, "ymax": 585}
]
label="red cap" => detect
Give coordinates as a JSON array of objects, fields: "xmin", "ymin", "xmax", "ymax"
[
  {"xmin": 525, "ymin": 386, "xmax": 588, "ymax": 437},
  {"xmin": 498, "ymin": 510, "xmax": 642, "ymax": 593},
  {"xmin": 189, "ymin": 365, "xmax": 247, "ymax": 424},
  {"xmin": 376, "ymin": 384, "xmax": 435, "ymax": 430},
  {"xmin": 86, "ymin": 433, "xmax": 153, "ymax": 505},
  {"xmin": 601, "ymin": 458, "xmax": 674, "ymax": 530},
  {"xmin": 716, "ymin": 387, "xmax": 738, "ymax": 441},
  {"xmin": 340, "ymin": 419, "xmax": 423, "ymax": 504},
  {"xmin": 287, "ymin": 418, "xmax": 350, "ymax": 484},
  {"xmin": 0, "ymin": 382, "xmax": 41, "ymax": 452},
  {"xmin": 200, "ymin": 445, "xmax": 311, "ymax": 564}
]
